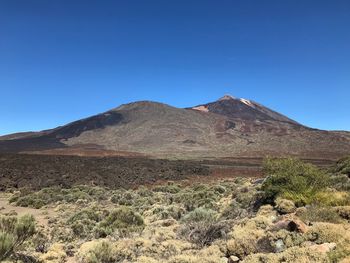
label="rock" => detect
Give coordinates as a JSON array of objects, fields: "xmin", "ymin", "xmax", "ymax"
[
  {"xmin": 228, "ymin": 255, "xmax": 240, "ymax": 262},
  {"xmin": 275, "ymin": 198, "xmax": 296, "ymax": 214},
  {"xmin": 309, "ymin": 242, "xmax": 337, "ymax": 253},
  {"xmin": 287, "ymin": 218, "xmax": 308, "ymax": 233},
  {"xmin": 275, "ymin": 239, "xmax": 285, "ymax": 253},
  {"xmin": 272, "ymin": 218, "xmax": 308, "ymax": 233}
]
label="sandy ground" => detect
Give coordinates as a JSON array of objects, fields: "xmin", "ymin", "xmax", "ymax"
[{"xmin": 0, "ymin": 193, "xmax": 56, "ymax": 227}]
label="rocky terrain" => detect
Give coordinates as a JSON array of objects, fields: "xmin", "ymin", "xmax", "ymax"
[{"xmin": 0, "ymin": 157, "xmax": 349, "ymax": 262}]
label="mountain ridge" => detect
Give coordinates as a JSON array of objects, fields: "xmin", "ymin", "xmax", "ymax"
[{"xmin": 1, "ymin": 96, "xmax": 349, "ymax": 159}]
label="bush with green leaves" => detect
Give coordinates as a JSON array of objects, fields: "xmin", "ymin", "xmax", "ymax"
[
  {"xmin": 68, "ymin": 207, "xmax": 107, "ymax": 238},
  {"xmin": 179, "ymin": 208, "xmax": 228, "ymax": 247},
  {"xmin": 95, "ymin": 207, "xmax": 144, "ymax": 238},
  {"xmin": 0, "ymin": 214, "xmax": 36, "ymax": 261},
  {"xmin": 174, "ymin": 184, "xmax": 223, "ymax": 211},
  {"xmin": 261, "ymin": 158, "xmax": 330, "ymax": 206}
]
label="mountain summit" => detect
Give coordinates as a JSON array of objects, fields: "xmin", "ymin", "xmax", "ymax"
[
  {"xmin": 1, "ymin": 96, "xmax": 349, "ymax": 159},
  {"xmin": 192, "ymin": 96, "xmax": 298, "ymax": 124}
]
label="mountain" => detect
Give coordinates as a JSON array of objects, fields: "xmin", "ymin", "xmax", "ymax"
[{"xmin": 1, "ymin": 96, "xmax": 350, "ymax": 159}]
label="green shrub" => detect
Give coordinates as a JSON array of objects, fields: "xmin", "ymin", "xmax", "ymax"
[
  {"xmin": 96, "ymin": 207, "xmax": 144, "ymax": 237},
  {"xmin": 152, "ymin": 205, "xmax": 185, "ymax": 220},
  {"xmin": 298, "ymin": 206, "xmax": 343, "ymax": 223},
  {"xmin": 110, "ymin": 190, "xmax": 135, "ymax": 206},
  {"xmin": 221, "ymin": 201, "xmax": 249, "ymax": 220},
  {"xmin": 68, "ymin": 207, "xmax": 108, "ymax": 238},
  {"xmin": 154, "ymin": 182, "xmax": 181, "ymax": 194},
  {"xmin": 174, "ymin": 188, "xmax": 219, "ymax": 211},
  {"xmin": 181, "ymin": 207, "xmax": 218, "ymax": 223},
  {"xmin": 0, "ymin": 214, "xmax": 36, "ymax": 261},
  {"xmin": 261, "ymin": 158, "xmax": 330, "ymax": 206}
]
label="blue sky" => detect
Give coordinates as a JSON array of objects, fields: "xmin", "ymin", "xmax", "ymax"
[{"xmin": 0, "ymin": 0, "xmax": 349, "ymax": 135}]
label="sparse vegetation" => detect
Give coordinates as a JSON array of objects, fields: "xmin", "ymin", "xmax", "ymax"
[{"xmin": 1, "ymin": 156, "xmax": 350, "ymax": 262}]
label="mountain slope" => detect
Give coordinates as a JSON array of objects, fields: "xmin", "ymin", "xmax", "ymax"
[{"xmin": 1, "ymin": 96, "xmax": 349, "ymax": 159}]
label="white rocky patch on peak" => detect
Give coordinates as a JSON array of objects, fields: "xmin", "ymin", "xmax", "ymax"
[
  {"xmin": 240, "ymin": 98, "xmax": 255, "ymax": 107},
  {"xmin": 192, "ymin": 105, "xmax": 209, "ymax": 112}
]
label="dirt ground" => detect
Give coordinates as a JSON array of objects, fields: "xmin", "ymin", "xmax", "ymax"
[{"xmin": 0, "ymin": 193, "xmax": 56, "ymax": 227}]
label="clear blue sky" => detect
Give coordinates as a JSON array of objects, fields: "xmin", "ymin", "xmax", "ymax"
[{"xmin": 0, "ymin": 0, "xmax": 349, "ymax": 135}]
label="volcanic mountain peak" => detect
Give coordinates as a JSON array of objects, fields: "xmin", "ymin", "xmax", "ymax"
[{"xmin": 218, "ymin": 94, "xmax": 236, "ymax": 101}]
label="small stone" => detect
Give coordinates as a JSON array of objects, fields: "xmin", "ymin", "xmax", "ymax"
[
  {"xmin": 309, "ymin": 242, "xmax": 336, "ymax": 253},
  {"xmin": 229, "ymin": 255, "xmax": 240, "ymax": 262},
  {"xmin": 275, "ymin": 239, "xmax": 285, "ymax": 253}
]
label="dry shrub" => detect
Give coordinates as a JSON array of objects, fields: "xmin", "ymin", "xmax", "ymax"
[
  {"xmin": 178, "ymin": 208, "xmax": 228, "ymax": 247},
  {"xmin": 39, "ymin": 243, "xmax": 66, "ymax": 263},
  {"xmin": 167, "ymin": 244, "xmax": 225, "ymax": 263},
  {"xmin": 78, "ymin": 240, "xmax": 119, "ymax": 263},
  {"xmin": 298, "ymin": 206, "xmax": 343, "ymax": 223},
  {"xmin": 274, "ymin": 198, "xmax": 296, "ymax": 214},
  {"xmin": 241, "ymin": 246, "xmax": 329, "ymax": 263},
  {"xmin": 307, "ymin": 222, "xmax": 350, "ymax": 262}
]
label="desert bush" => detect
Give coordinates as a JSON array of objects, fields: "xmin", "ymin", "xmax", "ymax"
[
  {"xmin": 79, "ymin": 240, "xmax": 117, "ymax": 263},
  {"xmin": 306, "ymin": 222, "xmax": 349, "ymax": 243},
  {"xmin": 274, "ymin": 198, "xmax": 296, "ymax": 214},
  {"xmin": 241, "ymin": 246, "xmax": 329, "ymax": 263},
  {"xmin": 313, "ymin": 191, "xmax": 350, "ymax": 206},
  {"xmin": 68, "ymin": 207, "xmax": 107, "ymax": 238},
  {"xmin": 221, "ymin": 200, "xmax": 249, "ymax": 220},
  {"xmin": 298, "ymin": 206, "xmax": 343, "ymax": 223},
  {"xmin": 110, "ymin": 190, "xmax": 135, "ymax": 206},
  {"xmin": 96, "ymin": 207, "xmax": 144, "ymax": 237},
  {"xmin": 261, "ymin": 158, "xmax": 330, "ymax": 206},
  {"xmin": 0, "ymin": 214, "xmax": 36, "ymax": 261},
  {"xmin": 39, "ymin": 243, "xmax": 66, "ymax": 263},
  {"xmin": 174, "ymin": 188, "xmax": 219, "ymax": 211},
  {"xmin": 328, "ymin": 243, "xmax": 350, "ymax": 263},
  {"xmin": 179, "ymin": 208, "xmax": 227, "ymax": 247},
  {"xmin": 153, "ymin": 182, "xmax": 181, "ymax": 194},
  {"xmin": 332, "ymin": 156, "xmax": 350, "ymax": 176},
  {"xmin": 151, "ymin": 205, "xmax": 185, "ymax": 221},
  {"xmin": 11, "ymin": 185, "xmax": 110, "ymax": 209},
  {"xmin": 329, "ymin": 174, "xmax": 350, "ymax": 191},
  {"xmin": 234, "ymin": 186, "xmax": 260, "ymax": 209},
  {"xmin": 334, "ymin": 206, "xmax": 350, "ymax": 220}
]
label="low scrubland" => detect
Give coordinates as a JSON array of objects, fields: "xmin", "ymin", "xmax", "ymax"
[{"xmin": 0, "ymin": 156, "xmax": 350, "ymax": 262}]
